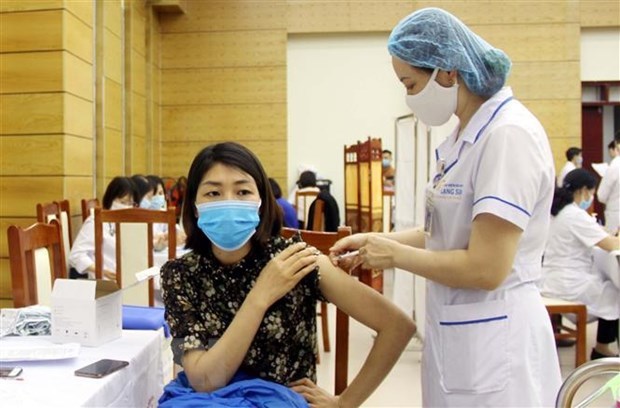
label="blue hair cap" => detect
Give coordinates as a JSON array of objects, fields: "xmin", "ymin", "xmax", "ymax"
[{"xmin": 388, "ymin": 7, "xmax": 512, "ymax": 98}]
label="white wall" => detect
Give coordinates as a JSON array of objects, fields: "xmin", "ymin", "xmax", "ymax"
[
  {"xmin": 581, "ymin": 28, "xmax": 620, "ymax": 81},
  {"xmin": 287, "ymin": 33, "xmax": 410, "ymax": 221}
]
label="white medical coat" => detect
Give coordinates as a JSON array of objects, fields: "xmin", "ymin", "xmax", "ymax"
[
  {"xmin": 68, "ymin": 215, "xmax": 116, "ymax": 278},
  {"xmin": 422, "ymin": 88, "xmax": 561, "ymax": 407},
  {"xmin": 540, "ymin": 203, "xmax": 618, "ymax": 320},
  {"xmin": 597, "ymin": 155, "xmax": 620, "ymax": 234},
  {"xmin": 557, "ymin": 161, "xmax": 576, "ymax": 188}
]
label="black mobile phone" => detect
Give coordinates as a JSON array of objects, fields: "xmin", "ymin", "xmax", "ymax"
[
  {"xmin": 74, "ymin": 359, "xmax": 129, "ymax": 379},
  {"xmin": 0, "ymin": 366, "xmax": 23, "ymax": 378}
]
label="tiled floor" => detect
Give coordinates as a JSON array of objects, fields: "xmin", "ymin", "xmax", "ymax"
[{"xmin": 316, "ymin": 272, "xmax": 618, "ymax": 407}]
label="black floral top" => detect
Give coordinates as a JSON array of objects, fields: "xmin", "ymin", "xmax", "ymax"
[{"xmin": 161, "ymin": 234, "xmax": 326, "ymax": 384}]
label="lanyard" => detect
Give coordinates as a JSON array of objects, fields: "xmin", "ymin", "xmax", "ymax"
[{"xmin": 433, "ymin": 96, "xmax": 514, "ymax": 188}]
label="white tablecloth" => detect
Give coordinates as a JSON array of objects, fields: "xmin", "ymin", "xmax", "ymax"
[{"xmin": 0, "ymin": 330, "xmax": 164, "ymax": 407}]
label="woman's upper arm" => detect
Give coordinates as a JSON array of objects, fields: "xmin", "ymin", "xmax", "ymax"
[
  {"xmin": 317, "ymin": 256, "xmax": 409, "ymax": 333},
  {"xmin": 468, "ymin": 213, "xmax": 522, "ymax": 290}
]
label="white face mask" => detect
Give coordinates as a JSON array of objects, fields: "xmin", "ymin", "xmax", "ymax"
[{"xmin": 406, "ymin": 68, "xmax": 458, "ymax": 127}]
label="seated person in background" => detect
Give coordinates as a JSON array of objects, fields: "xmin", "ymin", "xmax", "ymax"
[
  {"xmin": 131, "ymin": 174, "xmax": 153, "ymax": 209},
  {"xmin": 382, "ymin": 149, "xmax": 395, "ymax": 190},
  {"xmin": 288, "ymin": 170, "xmax": 321, "ymax": 228},
  {"xmin": 160, "ymin": 142, "xmax": 415, "ymax": 407},
  {"xmin": 69, "ymin": 176, "xmax": 136, "ymax": 280},
  {"xmin": 539, "ymin": 169, "xmax": 620, "ymax": 359},
  {"xmin": 269, "ymin": 177, "xmax": 298, "ymax": 228},
  {"xmin": 598, "ymin": 136, "xmax": 620, "ymax": 234},
  {"xmin": 557, "ymin": 146, "xmax": 582, "ymax": 188},
  {"xmin": 146, "ymin": 174, "xmax": 187, "ymax": 247}
]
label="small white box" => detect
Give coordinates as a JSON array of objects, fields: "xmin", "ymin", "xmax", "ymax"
[{"xmin": 51, "ymin": 279, "xmax": 122, "ymax": 347}]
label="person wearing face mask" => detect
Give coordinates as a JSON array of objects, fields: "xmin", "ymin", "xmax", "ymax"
[
  {"xmin": 382, "ymin": 149, "xmax": 395, "ymax": 190},
  {"xmin": 159, "ymin": 142, "xmax": 415, "ymax": 408},
  {"xmin": 540, "ymin": 169, "xmax": 620, "ymax": 359},
  {"xmin": 330, "ymin": 8, "xmax": 561, "ymax": 406},
  {"xmin": 68, "ymin": 176, "xmax": 136, "ymax": 280},
  {"xmin": 131, "ymin": 174, "xmax": 152, "ymax": 209},
  {"xmin": 557, "ymin": 147, "xmax": 583, "ymax": 188}
]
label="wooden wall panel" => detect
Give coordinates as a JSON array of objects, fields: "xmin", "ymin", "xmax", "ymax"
[
  {"xmin": 63, "ymin": 176, "xmax": 94, "ymax": 213},
  {"xmin": 0, "ymin": 10, "xmax": 62, "ymax": 52},
  {"xmin": 1, "ymin": 93, "xmax": 63, "ymax": 134},
  {"xmin": 0, "ymin": 1, "xmax": 61, "ymax": 12},
  {"xmin": 1, "ymin": 51, "xmax": 62, "ymax": 93},
  {"xmin": 349, "ymin": 1, "xmax": 415, "ymax": 32},
  {"xmin": 104, "ymin": 128, "xmax": 123, "ymax": 176},
  {"xmin": 64, "ymin": 52, "xmax": 93, "ymax": 100},
  {"xmin": 104, "ymin": 29, "xmax": 122, "ymax": 83},
  {"xmin": 161, "ymin": 30, "xmax": 286, "ymax": 69},
  {"xmin": 64, "ymin": 0, "xmax": 93, "ymax": 27},
  {"xmin": 471, "ymin": 23, "xmax": 580, "ymax": 62},
  {"xmin": 131, "ymin": 49, "xmax": 146, "ymax": 96},
  {"xmin": 580, "ymin": 0, "xmax": 620, "ymax": 27},
  {"xmin": 287, "ymin": 1, "xmax": 350, "ymax": 33},
  {"xmin": 523, "ymin": 100, "xmax": 581, "ymax": 140},
  {"xmin": 133, "ymin": 93, "xmax": 147, "ymax": 136},
  {"xmin": 64, "ymin": 93, "xmax": 93, "ymax": 137},
  {"xmin": 105, "ymin": 79, "xmax": 123, "ymax": 130},
  {"xmin": 159, "ymin": 0, "xmax": 286, "ymax": 33},
  {"xmin": 131, "ymin": 1, "xmax": 147, "ymax": 56},
  {"xmin": 162, "ymin": 66, "xmax": 286, "ymax": 105},
  {"xmin": 104, "ymin": 0, "xmax": 123, "ymax": 36},
  {"xmin": 1, "ymin": 136, "xmax": 64, "ymax": 175},
  {"xmin": 132, "ymin": 135, "xmax": 147, "ymax": 174},
  {"xmin": 162, "ymin": 104, "xmax": 287, "ymax": 142},
  {"xmin": 65, "ymin": 135, "xmax": 93, "ymax": 176},
  {"xmin": 0, "ymin": 177, "xmax": 64, "ymax": 216},
  {"xmin": 65, "ymin": 9, "xmax": 93, "ymax": 62},
  {"xmin": 507, "ymin": 61, "xmax": 581, "ymax": 101},
  {"xmin": 549, "ymin": 137, "xmax": 582, "ymax": 173},
  {"xmin": 162, "ymin": 140, "xmax": 287, "ymax": 180}
]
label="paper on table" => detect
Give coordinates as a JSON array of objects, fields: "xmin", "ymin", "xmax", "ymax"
[
  {"xmin": 0, "ymin": 342, "xmax": 80, "ymax": 362},
  {"xmin": 592, "ymin": 162, "xmax": 608, "ymax": 178}
]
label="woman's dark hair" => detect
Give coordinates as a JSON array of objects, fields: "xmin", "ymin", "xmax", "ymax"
[
  {"xmin": 565, "ymin": 147, "xmax": 582, "ymax": 161},
  {"xmin": 146, "ymin": 175, "xmax": 165, "ymax": 195},
  {"xmin": 297, "ymin": 171, "xmax": 317, "ymax": 188},
  {"xmin": 102, "ymin": 177, "xmax": 135, "ymax": 209},
  {"xmin": 183, "ymin": 142, "xmax": 282, "ymax": 254},
  {"xmin": 551, "ymin": 168, "xmax": 597, "ymax": 216},
  {"xmin": 268, "ymin": 178, "xmax": 283, "ymax": 199},
  {"xmin": 131, "ymin": 175, "xmax": 151, "ymax": 203}
]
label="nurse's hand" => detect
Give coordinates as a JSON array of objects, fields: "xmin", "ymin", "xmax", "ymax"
[
  {"xmin": 358, "ymin": 234, "xmax": 398, "ymax": 270},
  {"xmin": 289, "ymin": 378, "xmax": 339, "ymax": 408},
  {"xmin": 329, "ymin": 232, "xmax": 371, "ymax": 269}
]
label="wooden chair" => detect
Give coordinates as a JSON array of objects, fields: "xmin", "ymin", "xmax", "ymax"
[
  {"xmin": 542, "ymin": 296, "xmax": 587, "ymax": 367},
  {"xmin": 281, "ymin": 226, "xmax": 352, "ymax": 395},
  {"xmin": 94, "ymin": 207, "xmax": 177, "ymax": 306},
  {"xmin": 81, "ymin": 198, "xmax": 100, "ymax": 221},
  {"xmin": 294, "ymin": 190, "xmax": 320, "ymax": 229},
  {"xmin": 37, "ymin": 200, "xmax": 73, "ymax": 275},
  {"xmin": 7, "ymin": 220, "xmax": 66, "ymax": 307}
]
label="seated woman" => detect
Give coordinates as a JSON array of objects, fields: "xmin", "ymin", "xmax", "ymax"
[
  {"xmin": 69, "ymin": 176, "xmax": 136, "ymax": 280},
  {"xmin": 146, "ymin": 174, "xmax": 187, "ymax": 249},
  {"xmin": 539, "ymin": 169, "xmax": 620, "ymax": 359},
  {"xmin": 160, "ymin": 142, "xmax": 415, "ymax": 407},
  {"xmin": 268, "ymin": 177, "xmax": 298, "ymax": 228}
]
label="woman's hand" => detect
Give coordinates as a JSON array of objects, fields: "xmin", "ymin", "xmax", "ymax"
[
  {"xmin": 289, "ymin": 378, "xmax": 340, "ymax": 408},
  {"xmin": 249, "ymin": 242, "xmax": 318, "ymax": 310},
  {"xmin": 328, "ymin": 233, "xmax": 371, "ymax": 269}
]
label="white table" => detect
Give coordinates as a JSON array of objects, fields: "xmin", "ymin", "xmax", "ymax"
[{"xmin": 0, "ymin": 330, "xmax": 165, "ymax": 407}]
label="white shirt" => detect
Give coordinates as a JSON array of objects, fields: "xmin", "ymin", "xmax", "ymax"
[
  {"xmin": 597, "ymin": 155, "xmax": 620, "ymax": 233},
  {"xmin": 557, "ymin": 160, "xmax": 576, "ymax": 188},
  {"xmin": 540, "ymin": 203, "xmax": 617, "ymax": 319},
  {"xmin": 69, "ymin": 215, "xmax": 116, "ymax": 277},
  {"xmin": 422, "ymin": 88, "xmax": 561, "ymax": 407}
]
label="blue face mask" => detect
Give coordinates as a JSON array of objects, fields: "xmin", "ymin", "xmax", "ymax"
[
  {"xmin": 150, "ymin": 195, "xmax": 166, "ymax": 210},
  {"xmin": 578, "ymin": 195, "xmax": 593, "ymax": 210},
  {"xmin": 382, "ymin": 159, "xmax": 391, "ymax": 168},
  {"xmin": 139, "ymin": 197, "xmax": 151, "ymax": 209},
  {"xmin": 196, "ymin": 200, "xmax": 261, "ymax": 251}
]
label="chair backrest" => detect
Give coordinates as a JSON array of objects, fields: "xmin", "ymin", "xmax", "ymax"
[
  {"xmin": 37, "ymin": 200, "xmax": 73, "ymax": 275},
  {"xmin": 81, "ymin": 198, "xmax": 100, "ymax": 221},
  {"xmin": 308, "ymin": 199, "xmax": 325, "ymax": 231},
  {"xmin": 281, "ymin": 226, "xmax": 352, "ymax": 395},
  {"xmin": 94, "ymin": 207, "xmax": 177, "ymax": 306},
  {"xmin": 295, "ymin": 190, "xmax": 320, "ymax": 229},
  {"xmin": 7, "ymin": 220, "xmax": 66, "ymax": 307}
]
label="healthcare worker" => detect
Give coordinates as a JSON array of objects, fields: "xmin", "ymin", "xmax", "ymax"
[
  {"xmin": 330, "ymin": 8, "xmax": 562, "ymax": 406},
  {"xmin": 540, "ymin": 169, "xmax": 620, "ymax": 359}
]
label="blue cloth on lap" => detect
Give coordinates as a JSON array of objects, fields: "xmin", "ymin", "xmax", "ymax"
[
  {"xmin": 158, "ymin": 371, "xmax": 309, "ymax": 407},
  {"xmin": 122, "ymin": 305, "xmax": 170, "ymax": 337}
]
